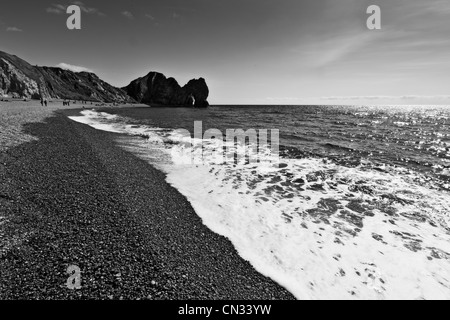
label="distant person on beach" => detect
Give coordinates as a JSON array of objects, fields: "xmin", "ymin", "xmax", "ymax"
[
  {"xmin": 40, "ymin": 98, "xmax": 44, "ymax": 106},
  {"xmin": 44, "ymin": 99, "xmax": 48, "ymax": 107}
]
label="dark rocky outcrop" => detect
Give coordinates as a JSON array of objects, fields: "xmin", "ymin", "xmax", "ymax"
[
  {"xmin": 0, "ymin": 52, "xmax": 46, "ymax": 100},
  {"xmin": 0, "ymin": 50, "xmax": 210, "ymax": 107},
  {"xmin": 0, "ymin": 51, "xmax": 133, "ymax": 103},
  {"xmin": 36, "ymin": 67, "xmax": 133, "ymax": 103},
  {"xmin": 123, "ymin": 72, "xmax": 209, "ymax": 108}
]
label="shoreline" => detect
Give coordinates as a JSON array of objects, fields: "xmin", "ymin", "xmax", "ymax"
[{"xmin": 0, "ymin": 104, "xmax": 295, "ymax": 299}]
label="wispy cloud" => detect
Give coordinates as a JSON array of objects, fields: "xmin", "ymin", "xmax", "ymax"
[
  {"xmin": 144, "ymin": 13, "xmax": 160, "ymax": 27},
  {"xmin": 56, "ymin": 63, "xmax": 93, "ymax": 73},
  {"xmin": 266, "ymin": 97, "xmax": 302, "ymax": 102},
  {"xmin": 417, "ymin": 0, "xmax": 450, "ymax": 15},
  {"xmin": 296, "ymin": 31, "xmax": 382, "ymax": 69},
  {"xmin": 46, "ymin": 2, "xmax": 105, "ymax": 16},
  {"xmin": 46, "ymin": 4, "xmax": 66, "ymax": 15},
  {"xmin": 6, "ymin": 26, "xmax": 23, "ymax": 32},
  {"xmin": 122, "ymin": 11, "xmax": 134, "ymax": 19},
  {"xmin": 73, "ymin": 1, "xmax": 106, "ymax": 16}
]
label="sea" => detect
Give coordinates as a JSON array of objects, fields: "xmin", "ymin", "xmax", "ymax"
[{"xmin": 69, "ymin": 104, "xmax": 450, "ymax": 300}]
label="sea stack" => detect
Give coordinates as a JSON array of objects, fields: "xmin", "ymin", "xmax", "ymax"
[{"xmin": 123, "ymin": 71, "xmax": 210, "ymax": 108}]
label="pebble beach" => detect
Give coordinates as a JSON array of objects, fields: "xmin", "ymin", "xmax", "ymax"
[{"xmin": 0, "ymin": 100, "xmax": 295, "ymax": 300}]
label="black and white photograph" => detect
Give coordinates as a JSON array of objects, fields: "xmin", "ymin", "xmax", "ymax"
[{"xmin": 1, "ymin": 0, "xmax": 450, "ymax": 305}]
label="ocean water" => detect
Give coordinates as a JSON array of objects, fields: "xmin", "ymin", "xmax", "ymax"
[{"xmin": 69, "ymin": 105, "xmax": 450, "ymax": 300}]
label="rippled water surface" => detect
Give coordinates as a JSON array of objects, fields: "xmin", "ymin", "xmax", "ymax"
[{"xmin": 70, "ymin": 105, "xmax": 450, "ymax": 299}]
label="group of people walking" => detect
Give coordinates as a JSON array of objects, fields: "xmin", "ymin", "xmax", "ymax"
[
  {"xmin": 39, "ymin": 97, "xmax": 95, "ymax": 107},
  {"xmin": 63, "ymin": 100, "xmax": 89, "ymax": 106}
]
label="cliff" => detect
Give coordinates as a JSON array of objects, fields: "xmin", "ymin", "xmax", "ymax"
[
  {"xmin": 123, "ymin": 72, "xmax": 209, "ymax": 108},
  {"xmin": 36, "ymin": 67, "xmax": 133, "ymax": 103},
  {"xmin": 0, "ymin": 50, "xmax": 210, "ymax": 107},
  {"xmin": 0, "ymin": 51, "xmax": 48, "ymax": 100},
  {"xmin": 0, "ymin": 51, "xmax": 133, "ymax": 103}
]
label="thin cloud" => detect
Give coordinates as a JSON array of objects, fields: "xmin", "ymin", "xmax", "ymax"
[
  {"xmin": 122, "ymin": 11, "xmax": 134, "ymax": 19},
  {"xmin": 73, "ymin": 1, "xmax": 105, "ymax": 16},
  {"xmin": 46, "ymin": 3, "xmax": 105, "ymax": 16},
  {"xmin": 144, "ymin": 13, "xmax": 160, "ymax": 26},
  {"xmin": 297, "ymin": 31, "xmax": 382, "ymax": 68},
  {"xmin": 6, "ymin": 27, "xmax": 23, "ymax": 32},
  {"xmin": 56, "ymin": 63, "xmax": 93, "ymax": 73},
  {"xmin": 420, "ymin": 0, "xmax": 450, "ymax": 15},
  {"xmin": 266, "ymin": 97, "xmax": 302, "ymax": 101},
  {"xmin": 401, "ymin": 95, "xmax": 450, "ymax": 100},
  {"xmin": 46, "ymin": 5, "xmax": 65, "ymax": 15}
]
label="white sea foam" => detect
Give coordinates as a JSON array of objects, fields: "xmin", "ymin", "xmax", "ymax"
[
  {"xmin": 69, "ymin": 110, "xmax": 450, "ymax": 300},
  {"xmin": 69, "ymin": 110, "xmax": 165, "ymax": 140}
]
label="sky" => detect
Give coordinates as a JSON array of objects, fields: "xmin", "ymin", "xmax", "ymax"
[{"xmin": 1, "ymin": 0, "xmax": 449, "ymax": 105}]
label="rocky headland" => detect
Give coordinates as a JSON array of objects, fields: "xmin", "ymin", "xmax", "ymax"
[
  {"xmin": 123, "ymin": 71, "xmax": 209, "ymax": 108},
  {"xmin": 0, "ymin": 50, "xmax": 209, "ymax": 107}
]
